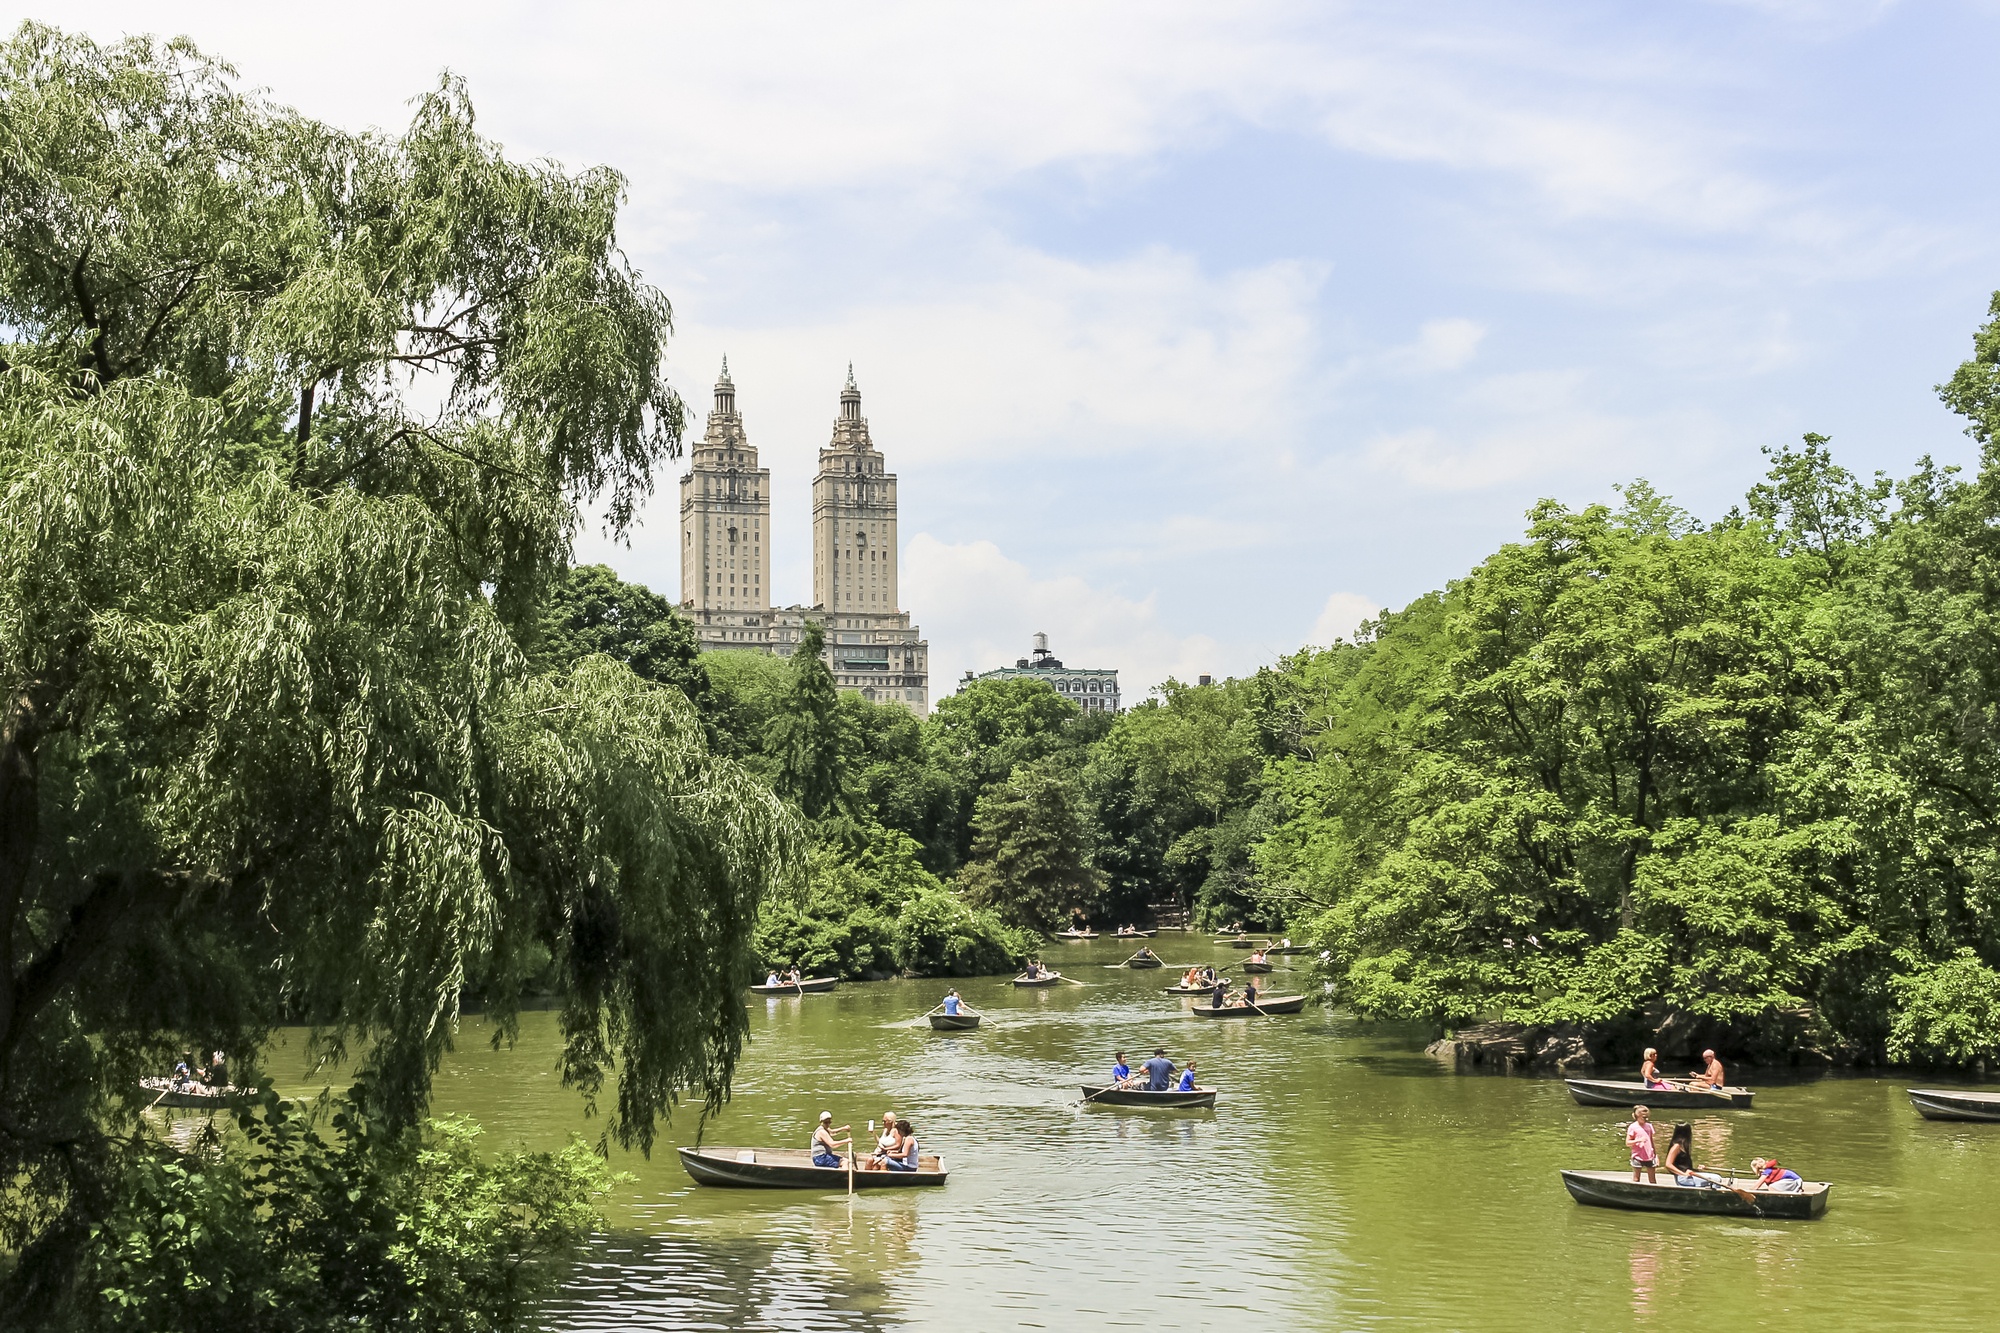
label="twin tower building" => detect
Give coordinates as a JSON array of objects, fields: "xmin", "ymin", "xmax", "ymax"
[{"xmin": 679, "ymin": 361, "xmax": 931, "ymax": 714}]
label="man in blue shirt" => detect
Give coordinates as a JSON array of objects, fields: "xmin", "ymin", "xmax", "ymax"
[
  {"xmin": 942, "ymin": 990, "xmax": 961, "ymax": 1016},
  {"xmin": 1143, "ymin": 1047, "xmax": 1177, "ymax": 1091}
]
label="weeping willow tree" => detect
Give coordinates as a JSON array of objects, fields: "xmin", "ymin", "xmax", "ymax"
[{"xmin": 0, "ymin": 21, "xmax": 798, "ymax": 1299}]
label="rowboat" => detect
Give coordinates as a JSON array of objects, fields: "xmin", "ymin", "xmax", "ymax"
[
  {"xmin": 748, "ymin": 977, "xmax": 839, "ymax": 995},
  {"xmin": 1123, "ymin": 950, "xmax": 1163, "ymax": 968},
  {"xmin": 1216, "ymin": 937, "xmax": 1259, "ymax": 949},
  {"xmin": 1565, "ymin": 1079, "xmax": 1754, "ymax": 1109},
  {"xmin": 1056, "ymin": 930, "xmax": 1098, "ymax": 941},
  {"xmin": 1908, "ymin": 1088, "xmax": 2000, "ymax": 1121},
  {"xmin": 1189, "ymin": 994, "xmax": 1305, "ymax": 1017},
  {"xmin": 1081, "ymin": 1084, "xmax": 1218, "ymax": 1109},
  {"xmin": 929, "ymin": 1011, "xmax": 981, "ymax": 1031},
  {"xmin": 1242, "ymin": 960, "xmax": 1272, "ymax": 973},
  {"xmin": 1266, "ymin": 944, "xmax": 1310, "ymax": 955},
  {"xmin": 1559, "ymin": 1169, "xmax": 1828, "ymax": 1219},
  {"xmin": 1111, "ymin": 928, "xmax": 1159, "ymax": 938},
  {"xmin": 678, "ymin": 1146, "xmax": 948, "ymax": 1189},
  {"xmin": 1163, "ymin": 981, "xmax": 1228, "ymax": 995},
  {"xmin": 137, "ymin": 1078, "xmax": 259, "ymax": 1110},
  {"xmin": 1013, "ymin": 971, "xmax": 1062, "ymax": 987}
]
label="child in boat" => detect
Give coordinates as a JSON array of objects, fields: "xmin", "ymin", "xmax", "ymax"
[
  {"xmin": 1626, "ymin": 1106, "xmax": 1659, "ymax": 1184},
  {"xmin": 1640, "ymin": 1047, "xmax": 1672, "ymax": 1090},
  {"xmin": 1112, "ymin": 1052, "xmax": 1132, "ymax": 1087},
  {"xmin": 1177, "ymin": 1060, "xmax": 1198, "ymax": 1093},
  {"xmin": 1751, "ymin": 1158, "xmax": 1803, "ymax": 1192}
]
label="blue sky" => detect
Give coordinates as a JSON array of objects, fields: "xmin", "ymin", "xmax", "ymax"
[{"xmin": 30, "ymin": 1, "xmax": 2000, "ymax": 693}]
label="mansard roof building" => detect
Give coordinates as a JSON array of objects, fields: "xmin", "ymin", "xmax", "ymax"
[{"xmin": 963, "ymin": 633, "xmax": 1120, "ymax": 714}]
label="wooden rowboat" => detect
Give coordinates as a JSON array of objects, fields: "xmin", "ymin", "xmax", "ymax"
[
  {"xmin": 1565, "ymin": 1079, "xmax": 1754, "ymax": 1109},
  {"xmin": 1908, "ymin": 1088, "xmax": 2000, "ymax": 1121},
  {"xmin": 1266, "ymin": 944, "xmax": 1310, "ymax": 955},
  {"xmin": 1056, "ymin": 930, "xmax": 1098, "ymax": 941},
  {"xmin": 1242, "ymin": 960, "xmax": 1272, "ymax": 973},
  {"xmin": 1081, "ymin": 1084, "xmax": 1218, "ymax": 1109},
  {"xmin": 1189, "ymin": 994, "xmax": 1305, "ymax": 1017},
  {"xmin": 1124, "ymin": 950, "xmax": 1163, "ymax": 968},
  {"xmin": 1112, "ymin": 928, "xmax": 1159, "ymax": 938},
  {"xmin": 1163, "ymin": 981, "xmax": 1228, "ymax": 995},
  {"xmin": 1216, "ymin": 936, "xmax": 1258, "ymax": 949},
  {"xmin": 929, "ymin": 1011, "xmax": 981, "ymax": 1031},
  {"xmin": 678, "ymin": 1146, "xmax": 948, "ymax": 1189},
  {"xmin": 1560, "ymin": 1169, "xmax": 1828, "ymax": 1219},
  {"xmin": 1013, "ymin": 971, "xmax": 1062, "ymax": 987},
  {"xmin": 748, "ymin": 977, "xmax": 839, "ymax": 995},
  {"xmin": 137, "ymin": 1078, "xmax": 259, "ymax": 1110}
]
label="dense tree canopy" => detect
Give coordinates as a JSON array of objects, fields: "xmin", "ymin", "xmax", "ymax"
[{"xmin": 0, "ymin": 25, "xmax": 796, "ymax": 1319}]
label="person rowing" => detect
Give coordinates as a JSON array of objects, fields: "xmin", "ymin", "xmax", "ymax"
[
  {"xmin": 1234, "ymin": 978, "xmax": 1260, "ymax": 1008},
  {"xmin": 1210, "ymin": 977, "xmax": 1228, "ymax": 1008},
  {"xmin": 1249, "ymin": 948, "xmax": 1269, "ymax": 965},
  {"xmin": 1662, "ymin": 1122, "xmax": 1722, "ymax": 1189},
  {"xmin": 1177, "ymin": 1060, "xmax": 1199, "ymax": 1093},
  {"xmin": 941, "ymin": 989, "xmax": 962, "ymax": 1016},
  {"xmin": 1111, "ymin": 1051, "xmax": 1134, "ymax": 1088},
  {"xmin": 812, "ymin": 1111, "xmax": 851, "ymax": 1168},
  {"xmin": 1142, "ymin": 1047, "xmax": 1177, "ymax": 1091}
]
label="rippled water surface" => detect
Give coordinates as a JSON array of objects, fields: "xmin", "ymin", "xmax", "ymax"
[{"xmin": 388, "ymin": 938, "xmax": 1998, "ymax": 1330}]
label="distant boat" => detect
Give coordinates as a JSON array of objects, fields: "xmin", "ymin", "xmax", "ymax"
[
  {"xmin": 1560, "ymin": 1169, "xmax": 1828, "ymax": 1219},
  {"xmin": 678, "ymin": 1146, "xmax": 947, "ymax": 1189},
  {"xmin": 1216, "ymin": 936, "xmax": 1258, "ymax": 949},
  {"xmin": 1565, "ymin": 1079, "xmax": 1754, "ymax": 1110},
  {"xmin": 1111, "ymin": 928, "xmax": 1159, "ymax": 938},
  {"xmin": 1908, "ymin": 1088, "xmax": 2000, "ymax": 1121},
  {"xmin": 1055, "ymin": 929, "xmax": 1098, "ymax": 941},
  {"xmin": 1163, "ymin": 980, "xmax": 1228, "ymax": 995},
  {"xmin": 138, "ymin": 1078, "xmax": 258, "ymax": 1110},
  {"xmin": 1242, "ymin": 959, "xmax": 1272, "ymax": 973},
  {"xmin": 1189, "ymin": 994, "xmax": 1305, "ymax": 1017},
  {"xmin": 1123, "ymin": 949, "xmax": 1163, "ymax": 969},
  {"xmin": 748, "ymin": 977, "xmax": 839, "ymax": 995},
  {"xmin": 928, "ymin": 1011, "xmax": 981, "ymax": 1031},
  {"xmin": 1266, "ymin": 944, "xmax": 1310, "ymax": 955},
  {"xmin": 1013, "ymin": 971, "xmax": 1062, "ymax": 987},
  {"xmin": 1081, "ymin": 1084, "xmax": 1217, "ymax": 1109}
]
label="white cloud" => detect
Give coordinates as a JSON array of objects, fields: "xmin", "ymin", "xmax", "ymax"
[
  {"xmin": 900, "ymin": 534, "xmax": 1249, "ymax": 700},
  {"xmin": 1310, "ymin": 592, "xmax": 1382, "ymax": 646}
]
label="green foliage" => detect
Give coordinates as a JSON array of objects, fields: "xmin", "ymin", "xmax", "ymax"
[
  {"xmin": 1886, "ymin": 952, "xmax": 2000, "ymax": 1066},
  {"xmin": 73, "ymin": 1096, "xmax": 611, "ymax": 1332},
  {"xmin": 765, "ymin": 623, "xmax": 848, "ymax": 819},
  {"xmin": 958, "ymin": 763, "xmax": 1106, "ymax": 932},
  {"xmin": 531, "ymin": 564, "xmax": 707, "ymax": 707},
  {"xmin": 751, "ymin": 823, "xmax": 1027, "ymax": 978},
  {"xmin": 0, "ymin": 27, "xmax": 798, "ymax": 1320}
]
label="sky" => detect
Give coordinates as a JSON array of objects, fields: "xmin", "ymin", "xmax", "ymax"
[{"xmin": 24, "ymin": 1, "xmax": 2000, "ymax": 696}]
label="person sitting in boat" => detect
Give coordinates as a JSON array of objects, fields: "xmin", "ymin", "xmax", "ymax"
[
  {"xmin": 206, "ymin": 1051, "xmax": 229, "ymax": 1088},
  {"xmin": 942, "ymin": 989, "xmax": 961, "ymax": 1016},
  {"xmin": 1210, "ymin": 977, "xmax": 1228, "ymax": 1008},
  {"xmin": 1751, "ymin": 1157, "xmax": 1803, "ymax": 1192},
  {"xmin": 1235, "ymin": 979, "xmax": 1260, "ymax": 1008},
  {"xmin": 785, "ymin": 968, "xmax": 804, "ymax": 986},
  {"xmin": 1143, "ymin": 1047, "xmax": 1177, "ymax": 1091},
  {"xmin": 1249, "ymin": 949, "xmax": 1269, "ymax": 965},
  {"xmin": 172, "ymin": 1055, "xmax": 195, "ymax": 1090},
  {"xmin": 812, "ymin": 1111, "xmax": 850, "ymax": 1169},
  {"xmin": 1177, "ymin": 1060, "xmax": 1198, "ymax": 1093},
  {"xmin": 883, "ymin": 1119, "xmax": 921, "ymax": 1172},
  {"xmin": 1662, "ymin": 1122, "xmax": 1720, "ymax": 1189},
  {"xmin": 865, "ymin": 1108, "xmax": 902, "ymax": 1170},
  {"xmin": 1639, "ymin": 1047, "xmax": 1672, "ymax": 1090},
  {"xmin": 766, "ymin": 970, "xmax": 781, "ymax": 986},
  {"xmin": 1626, "ymin": 1105, "xmax": 1659, "ymax": 1184},
  {"xmin": 1112, "ymin": 1051, "xmax": 1133, "ymax": 1087},
  {"xmin": 1689, "ymin": 1049, "xmax": 1726, "ymax": 1089}
]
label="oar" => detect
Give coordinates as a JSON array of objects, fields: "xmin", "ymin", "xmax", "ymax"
[
  {"xmin": 1081, "ymin": 1076, "xmax": 1139, "ymax": 1105},
  {"xmin": 1057, "ymin": 973, "xmax": 1087, "ymax": 985}
]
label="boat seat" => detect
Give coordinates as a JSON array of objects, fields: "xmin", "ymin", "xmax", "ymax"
[{"xmin": 735, "ymin": 1150, "xmax": 756, "ymax": 1163}]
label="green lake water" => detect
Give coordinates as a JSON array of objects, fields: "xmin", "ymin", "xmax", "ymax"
[{"xmin": 325, "ymin": 936, "xmax": 1998, "ymax": 1330}]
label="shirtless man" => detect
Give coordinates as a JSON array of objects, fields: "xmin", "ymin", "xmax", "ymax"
[{"xmin": 1688, "ymin": 1049, "xmax": 1727, "ymax": 1090}]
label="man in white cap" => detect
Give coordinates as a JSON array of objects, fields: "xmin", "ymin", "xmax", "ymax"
[{"xmin": 811, "ymin": 1111, "xmax": 850, "ymax": 1168}]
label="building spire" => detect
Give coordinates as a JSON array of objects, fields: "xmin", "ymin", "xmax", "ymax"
[
  {"xmin": 715, "ymin": 356, "xmax": 735, "ymax": 415},
  {"xmin": 840, "ymin": 363, "xmax": 861, "ymax": 422}
]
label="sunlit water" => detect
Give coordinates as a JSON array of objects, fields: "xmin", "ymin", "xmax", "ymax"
[{"xmin": 276, "ymin": 937, "xmax": 1998, "ymax": 1330}]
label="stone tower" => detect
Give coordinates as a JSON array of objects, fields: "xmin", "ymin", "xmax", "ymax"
[
  {"xmin": 679, "ymin": 359, "xmax": 770, "ymax": 615},
  {"xmin": 812, "ymin": 365, "xmax": 899, "ymax": 615}
]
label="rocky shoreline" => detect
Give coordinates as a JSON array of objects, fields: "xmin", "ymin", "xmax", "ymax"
[{"xmin": 1423, "ymin": 1003, "xmax": 1858, "ymax": 1075}]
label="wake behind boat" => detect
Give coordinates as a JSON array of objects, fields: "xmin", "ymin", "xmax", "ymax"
[
  {"xmin": 1081, "ymin": 1084, "xmax": 1217, "ymax": 1108},
  {"xmin": 1909, "ymin": 1088, "xmax": 2000, "ymax": 1121},
  {"xmin": 1559, "ymin": 1169, "xmax": 1828, "ymax": 1219},
  {"xmin": 678, "ymin": 1146, "xmax": 948, "ymax": 1189},
  {"xmin": 1566, "ymin": 1078, "xmax": 1754, "ymax": 1109},
  {"xmin": 1189, "ymin": 994, "xmax": 1305, "ymax": 1017}
]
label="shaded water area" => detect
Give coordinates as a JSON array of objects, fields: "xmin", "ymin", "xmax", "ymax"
[{"xmin": 374, "ymin": 937, "xmax": 1993, "ymax": 1330}]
